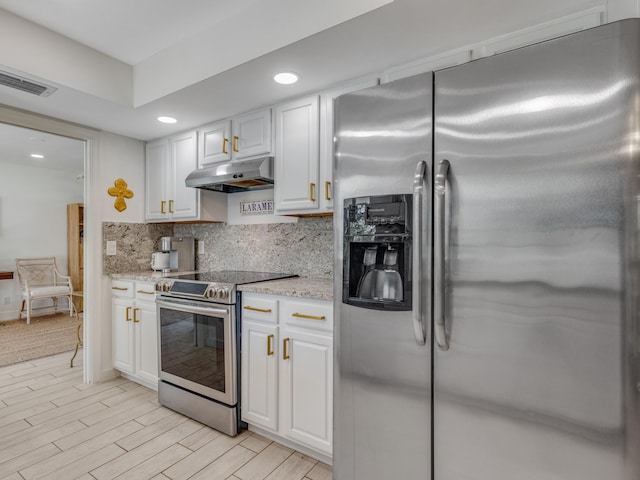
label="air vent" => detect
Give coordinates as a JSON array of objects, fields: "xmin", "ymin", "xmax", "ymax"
[{"xmin": 0, "ymin": 70, "xmax": 57, "ymax": 97}]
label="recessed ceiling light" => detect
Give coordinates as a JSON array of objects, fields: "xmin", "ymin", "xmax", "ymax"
[
  {"xmin": 273, "ymin": 72, "xmax": 300, "ymax": 85},
  {"xmin": 157, "ymin": 116, "xmax": 177, "ymax": 124},
  {"xmin": 30, "ymin": 153, "xmax": 45, "ymax": 159}
]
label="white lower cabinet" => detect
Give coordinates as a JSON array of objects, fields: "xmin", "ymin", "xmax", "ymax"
[
  {"xmin": 241, "ymin": 293, "xmax": 333, "ymax": 459},
  {"xmin": 111, "ymin": 279, "xmax": 158, "ymax": 390}
]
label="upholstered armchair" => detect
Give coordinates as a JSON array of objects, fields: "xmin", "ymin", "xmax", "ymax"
[{"xmin": 15, "ymin": 257, "xmax": 73, "ymax": 324}]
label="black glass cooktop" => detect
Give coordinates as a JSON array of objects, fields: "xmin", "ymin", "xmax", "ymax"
[{"xmin": 168, "ymin": 270, "xmax": 297, "ymax": 285}]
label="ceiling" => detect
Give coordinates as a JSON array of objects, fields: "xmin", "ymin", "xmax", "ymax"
[
  {"xmin": 0, "ymin": 0, "xmax": 602, "ymax": 144},
  {"xmin": 0, "ymin": 122, "xmax": 84, "ymax": 173}
]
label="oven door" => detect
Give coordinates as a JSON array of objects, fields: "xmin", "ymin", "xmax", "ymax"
[{"xmin": 156, "ymin": 297, "xmax": 236, "ymax": 406}]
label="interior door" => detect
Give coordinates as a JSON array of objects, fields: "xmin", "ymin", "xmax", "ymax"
[{"xmin": 433, "ymin": 21, "xmax": 640, "ymax": 480}]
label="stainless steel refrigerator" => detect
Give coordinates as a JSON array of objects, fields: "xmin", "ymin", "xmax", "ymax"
[{"xmin": 333, "ymin": 19, "xmax": 640, "ymax": 480}]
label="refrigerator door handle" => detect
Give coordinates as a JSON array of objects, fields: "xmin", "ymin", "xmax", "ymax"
[
  {"xmin": 434, "ymin": 159, "xmax": 450, "ymax": 351},
  {"xmin": 412, "ymin": 160, "xmax": 428, "ymax": 345}
]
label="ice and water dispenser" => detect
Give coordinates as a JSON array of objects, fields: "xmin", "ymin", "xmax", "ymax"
[{"xmin": 343, "ymin": 194, "xmax": 412, "ymax": 311}]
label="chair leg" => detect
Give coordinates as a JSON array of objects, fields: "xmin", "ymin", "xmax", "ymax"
[
  {"xmin": 68, "ymin": 296, "xmax": 73, "ymax": 317},
  {"xmin": 27, "ymin": 299, "xmax": 31, "ymax": 325},
  {"xmin": 19, "ymin": 299, "xmax": 25, "ymax": 320}
]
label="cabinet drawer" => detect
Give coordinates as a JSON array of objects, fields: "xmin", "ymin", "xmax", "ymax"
[
  {"xmin": 281, "ymin": 298, "xmax": 333, "ymax": 332},
  {"xmin": 242, "ymin": 294, "xmax": 278, "ymax": 324},
  {"xmin": 135, "ymin": 281, "xmax": 156, "ymax": 303},
  {"xmin": 111, "ymin": 280, "xmax": 134, "ymax": 298}
]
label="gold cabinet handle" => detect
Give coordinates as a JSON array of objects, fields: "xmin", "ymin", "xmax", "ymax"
[
  {"xmin": 112, "ymin": 286, "xmax": 128, "ymax": 291},
  {"xmin": 283, "ymin": 338, "xmax": 290, "ymax": 360},
  {"xmin": 133, "ymin": 308, "xmax": 140, "ymax": 323},
  {"xmin": 267, "ymin": 334, "xmax": 274, "ymax": 356},
  {"xmin": 233, "ymin": 135, "xmax": 239, "ymax": 152},
  {"xmin": 325, "ymin": 181, "xmax": 331, "ymax": 201},
  {"xmin": 168, "ymin": 200, "xmax": 174, "ymax": 214},
  {"xmin": 222, "ymin": 137, "xmax": 229, "ymax": 154},
  {"xmin": 125, "ymin": 306, "xmax": 132, "ymax": 322},
  {"xmin": 137, "ymin": 290, "xmax": 155, "ymax": 295},
  {"xmin": 309, "ymin": 183, "xmax": 316, "ymax": 202},
  {"xmin": 243, "ymin": 306, "xmax": 272, "ymax": 313},
  {"xmin": 292, "ymin": 312, "xmax": 326, "ymax": 321},
  {"xmin": 161, "ymin": 200, "xmax": 166, "ymax": 214}
]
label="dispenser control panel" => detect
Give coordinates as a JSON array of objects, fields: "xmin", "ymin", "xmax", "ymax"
[{"xmin": 343, "ymin": 194, "xmax": 412, "ymax": 311}]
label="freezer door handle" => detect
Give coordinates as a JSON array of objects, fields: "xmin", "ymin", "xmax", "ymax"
[
  {"xmin": 434, "ymin": 159, "xmax": 450, "ymax": 350},
  {"xmin": 412, "ymin": 160, "xmax": 428, "ymax": 345}
]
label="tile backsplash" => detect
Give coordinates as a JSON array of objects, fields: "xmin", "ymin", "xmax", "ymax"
[
  {"xmin": 103, "ymin": 217, "xmax": 334, "ymax": 278},
  {"xmin": 103, "ymin": 223, "xmax": 173, "ymax": 274}
]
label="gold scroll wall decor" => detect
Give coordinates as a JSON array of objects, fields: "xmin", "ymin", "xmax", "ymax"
[{"xmin": 107, "ymin": 178, "xmax": 134, "ymax": 212}]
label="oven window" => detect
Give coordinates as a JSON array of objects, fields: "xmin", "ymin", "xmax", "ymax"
[{"xmin": 159, "ymin": 307, "xmax": 226, "ymax": 393}]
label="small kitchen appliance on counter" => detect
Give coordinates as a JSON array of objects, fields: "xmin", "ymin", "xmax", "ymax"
[
  {"xmin": 150, "ymin": 252, "xmax": 170, "ymax": 272},
  {"xmin": 158, "ymin": 236, "xmax": 195, "ymax": 272},
  {"xmin": 155, "ymin": 270, "xmax": 297, "ymax": 436}
]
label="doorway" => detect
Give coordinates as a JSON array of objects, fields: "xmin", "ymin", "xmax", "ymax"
[{"xmin": 0, "ymin": 122, "xmax": 85, "ymax": 365}]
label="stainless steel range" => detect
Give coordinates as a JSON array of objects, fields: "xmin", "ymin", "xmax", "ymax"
[{"xmin": 155, "ymin": 271, "xmax": 296, "ymax": 436}]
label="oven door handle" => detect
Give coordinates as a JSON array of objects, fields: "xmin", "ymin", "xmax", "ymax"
[{"xmin": 156, "ymin": 299, "xmax": 230, "ymax": 317}]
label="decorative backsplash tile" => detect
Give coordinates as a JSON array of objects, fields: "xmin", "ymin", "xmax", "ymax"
[
  {"xmin": 103, "ymin": 222, "xmax": 173, "ymax": 274},
  {"xmin": 103, "ymin": 217, "xmax": 334, "ymax": 278},
  {"xmin": 175, "ymin": 217, "xmax": 333, "ymax": 279}
]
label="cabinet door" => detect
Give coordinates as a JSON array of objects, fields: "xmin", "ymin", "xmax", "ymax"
[
  {"xmin": 198, "ymin": 120, "xmax": 231, "ymax": 167},
  {"xmin": 279, "ymin": 326, "xmax": 332, "ymax": 455},
  {"xmin": 241, "ymin": 320, "xmax": 278, "ymax": 431},
  {"xmin": 169, "ymin": 130, "xmax": 199, "ymax": 220},
  {"xmin": 145, "ymin": 139, "xmax": 169, "ymax": 221},
  {"xmin": 233, "ymin": 109, "xmax": 272, "ymax": 160},
  {"xmin": 112, "ymin": 297, "xmax": 134, "ymax": 374},
  {"xmin": 320, "ymin": 78, "xmax": 379, "ymax": 212},
  {"xmin": 134, "ymin": 300, "xmax": 158, "ymax": 387},
  {"xmin": 274, "ymin": 96, "xmax": 320, "ymax": 213}
]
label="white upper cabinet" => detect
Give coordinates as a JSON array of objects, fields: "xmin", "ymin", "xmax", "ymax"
[
  {"xmin": 320, "ymin": 76, "xmax": 379, "ymax": 211},
  {"xmin": 198, "ymin": 120, "xmax": 231, "ymax": 166},
  {"xmin": 274, "ymin": 95, "xmax": 320, "ymax": 213},
  {"xmin": 198, "ymin": 108, "xmax": 272, "ymax": 168},
  {"xmin": 145, "ymin": 130, "xmax": 227, "ymax": 223}
]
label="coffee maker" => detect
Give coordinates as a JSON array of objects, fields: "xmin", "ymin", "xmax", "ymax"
[
  {"xmin": 158, "ymin": 236, "xmax": 195, "ymax": 272},
  {"xmin": 343, "ymin": 194, "xmax": 412, "ymax": 311}
]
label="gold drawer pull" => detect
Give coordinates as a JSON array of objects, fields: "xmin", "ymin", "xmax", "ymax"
[
  {"xmin": 325, "ymin": 181, "xmax": 331, "ymax": 201},
  {"xmin": 267, "ymin": 334, "xmax": 274, "ymax": 356},
  {"xmin": 283, "ymin": 338, "xmax": 290, "ymax": 360},
  {"xmin": 161, "ymin": 200, "xmax": 166, "ymax": 214},
  {"xmin": 244, "ymin": 306, "xmax": 272, "ymax": 313},
  {"xmin": 112, "ymin": 286, "xmax": 129, "ymax": 291},
  {"xmin": 168, "ymin": 200, "xmax": 174, "ymax": 214},
  {"xmin": 292, "ymin": 312, "xmax": 326, "ymax": 321},
  {"xmin": 125, "ymin": 306, "xmax": 132, "ymax": 322},
  {"xmin": 309, "ymin": 183, "xmax": 316, "ymax": 202},
  {"xmin": 233, "ymin": 135, "xmax": 239, "ymax": 152},
  {"xmin": 222, "ymin": 137, "xmax": 229, "ymax": 155},
  {"xmin": 137, "ymin": 290, "xmax": 155, "ymax": 295},
  {"xmin": 133, "ymin": 308, "xmax": 140, "ymax": 323}
]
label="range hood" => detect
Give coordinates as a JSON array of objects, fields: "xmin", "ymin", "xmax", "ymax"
[{"xmin": 185, "ymin": 156, "xmax": 274, "ymax": 193}]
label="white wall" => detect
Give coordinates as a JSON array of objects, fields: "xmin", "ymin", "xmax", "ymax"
[
  {"xmin": 96, "ymin": 131, "xmax": 145, "ymax": 382},
  {"xmin": 0, "ymin": 161, "xmax": 83, "ymax": 320}
]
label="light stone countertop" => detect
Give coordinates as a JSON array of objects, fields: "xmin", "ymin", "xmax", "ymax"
[
  {"xmin": 238, "ymin": 277, "xmax": 333, "ymax": 301},
  {"xmin": 110, "ymin": 272, "xmax": 334, "ymax": 301},
  {"xmin": 110, "ymin": 271, "xmax": 197, "ymax": 282}
]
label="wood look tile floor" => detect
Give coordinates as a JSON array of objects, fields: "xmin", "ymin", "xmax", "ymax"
[{"xmin": 0, "ymin": 351, "xmax": 332, "ymax": 480}]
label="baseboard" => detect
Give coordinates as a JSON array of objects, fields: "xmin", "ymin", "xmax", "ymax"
[{"xmin": 0, "ymin": 311, "xmax": 20, "ymax": 322}]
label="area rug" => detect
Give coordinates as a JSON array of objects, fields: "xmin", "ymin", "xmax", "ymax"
[{"xmin": 0, "ymin": 312, "xmax": 81, "ymax": 367}]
